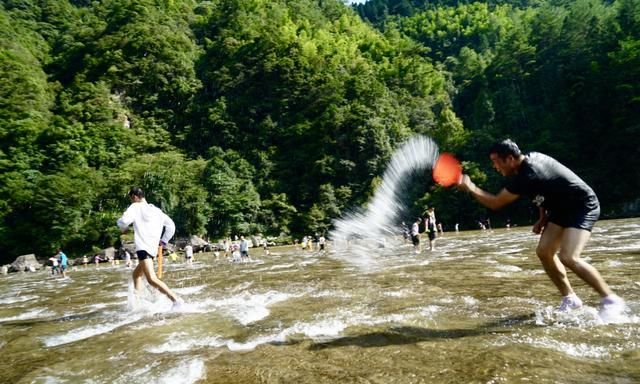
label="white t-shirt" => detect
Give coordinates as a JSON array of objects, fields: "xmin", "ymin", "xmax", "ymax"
[
  {"xmin": 185, "ymin": 245, "xmax": 193, "ymax": 258},
  {"xmin": 411, "ymin": 222, "xmax": 420, "ymax": 236},
  {"xmin": 117, "ymin": 199, "xmax": 175, "ymax": 257}
]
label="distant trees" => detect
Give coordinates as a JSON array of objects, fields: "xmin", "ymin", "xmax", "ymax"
[
  {"xmin": 0, "ymin": 0, "xmax": 638, "ymax": 262},
  {"xmin": 389, "ymin": 0, "xmax": 640, "ymax": 222},
  {"xmin": 0, "ymin": 0, "xmax": 459, "ymax": 262}
]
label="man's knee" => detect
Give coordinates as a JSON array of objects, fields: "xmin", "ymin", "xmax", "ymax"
[
  {"xmin": 145, "ymin": 275, "xmax": 161, "ymax": 286},
  {"xmin": 536, "ymin": 244, "xmax": 555, "ymax": 260},
  {"xmin": 558, "ymin": 250, "xmax": 580, "ymax": 268}
]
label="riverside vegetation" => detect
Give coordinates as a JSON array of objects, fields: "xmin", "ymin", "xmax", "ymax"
[{"xmin": 1, "ymin": 0, "xmax": 639, "ymax": 263}]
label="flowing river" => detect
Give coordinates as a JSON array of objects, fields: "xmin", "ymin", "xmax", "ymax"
[{"xmin": 1, "ymin": 218, "xmax": 639, "ymax": 383}]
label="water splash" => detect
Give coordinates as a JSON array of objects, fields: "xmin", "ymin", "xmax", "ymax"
[
  {"xmin": 330, "ymin": 135, "xmax": 439, "ymax": 268},
  {"xmin": 127, "ymin": 279, "xmax": 173, "ymax": 313}
]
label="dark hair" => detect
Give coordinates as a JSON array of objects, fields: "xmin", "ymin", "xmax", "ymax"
[
  {"xmin": 128, "ymin": 187, "xmax": 145, "ymax": 199},
  {"xmin": 489, "ymin": 139, "xmax": 522, "ymax": 159}
]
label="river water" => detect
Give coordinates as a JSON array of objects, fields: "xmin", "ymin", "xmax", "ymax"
[{"xmin": 1, "ymin": 218, "xmax": 639, "ymax": 383}]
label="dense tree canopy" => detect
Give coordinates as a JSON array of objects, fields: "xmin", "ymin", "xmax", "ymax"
[{"xmin": 0, "ymin": 0, "xmax": 638, "ymax": 262}]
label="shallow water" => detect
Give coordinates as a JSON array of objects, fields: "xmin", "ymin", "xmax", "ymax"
[{"xmin": 1, "ymin": 218, "xmax": 639, "ymax": 383}]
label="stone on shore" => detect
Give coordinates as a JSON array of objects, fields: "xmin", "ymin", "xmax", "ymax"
[{"xmin": 10, "ymin": 254, "xmax": 43, "ymax": 273}]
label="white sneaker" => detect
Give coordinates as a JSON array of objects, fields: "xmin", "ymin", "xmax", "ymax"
[
  {"xmin": 558, "ymin": 293, "xmax": 583, "ymax": 312},
  {"xmin": 599, "ymin": 294, "xmax": 626, "ymax": 322},
  {"xmin": 171, "ymin": 297, "xmax": 185, "ymax": 311}
]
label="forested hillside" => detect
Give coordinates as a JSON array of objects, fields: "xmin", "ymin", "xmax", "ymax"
[
  {"xmin": 1, "ymin": 0, "xmax": 638, "ymax": 262},
  {"xmin": 357, "ymin": 0, "xmax": 640, "ymax": 221}
]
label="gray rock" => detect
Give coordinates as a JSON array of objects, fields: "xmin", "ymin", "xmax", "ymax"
[
  {"xmin": 10, "ymin": 254, "xmax": 43, "ymax": 273},
  {"xmin": 121, "ymin": 241, "xmax": 135, "ymax": 255},
  {"xmin": 104, "ymin": 247, "xmax": 115, "ymax": 260}
]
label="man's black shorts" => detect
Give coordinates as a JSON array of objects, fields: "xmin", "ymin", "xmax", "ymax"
[
  {"xmin": 136, "ymin": 250, "xmax": 154, "ymax": 261},
  {"xmin": 411, "ymin": 235, "xmax": 420, "ymax": 246},
  {"xmin": 548, "ymin": 203, "xmax": 600, "ymax": 232}
]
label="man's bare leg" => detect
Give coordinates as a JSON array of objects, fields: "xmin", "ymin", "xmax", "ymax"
[
  {"xmin": 557, "ymin": 226, "xmax": 612, "ymax": 298},
  {"xmin": 139, "ymin": 259, "xmax": 179, "ymax": 302},
  {"xmin": 132, "ymin": 262, "xmax": 144, "ymax": 292},
  {"xmin": 536, "ymin": 223, "xmax": 574, "ymax": 297}
]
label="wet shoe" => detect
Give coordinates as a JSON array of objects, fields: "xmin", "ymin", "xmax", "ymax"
[
  {"xmin": 171, "ymin": 297, "xmax": 185, "ymax": 311},
  {"xmin": 599, "ymin": 294, "xmax": 626, "ymax": 322},
  {"xmin": 558, "ymin": 293, "xmax": 583, "ymax": 312}
]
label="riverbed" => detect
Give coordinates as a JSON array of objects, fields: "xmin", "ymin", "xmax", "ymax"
[{"xmin": 1, "ymin": 218, "xmax": 639, "ymax": 383}]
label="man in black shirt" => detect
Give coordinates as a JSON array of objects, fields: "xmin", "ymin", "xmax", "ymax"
[{"xmin": 458, "ymin": 139, "xmax": 625, "ymax": 321}]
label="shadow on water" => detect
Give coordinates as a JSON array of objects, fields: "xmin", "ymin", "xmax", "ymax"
[
  {"xmin": 308, "ymin": 327, "xmax": 491, "ymax": 350},
  {"xmin": 0, "ymin": 311, "xmax": 106, "ymax": 327},
  {"xmin": 306, "ymin": 313, "xmax": 537, "ymax": 350},
  {"xmin": 483, "ymin": 312, "xmax": 538, "ymax": 327}
]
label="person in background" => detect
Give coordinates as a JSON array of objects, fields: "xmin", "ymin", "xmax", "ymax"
[
  {"xmin": 411, "ymin": 217, "xmax": 421, "ymax": 253},
  {"xmin": 457, "ymin": 139, "xmax": 625, "ymax": 320},
  {"xmin": 124, "ymin": 249, "xmax": 132, "ymax": 268},
  {"xmin": 425, "ymin": 207, "xmax": 438, "ymax": 251},
  {"xmin": 318, "ymin": 235, "xmax": 326, "ymax": 253},
  {"xmin": 56, "ymin": 248, "xmax": 68, "ymax": 278},
  {"xmin": 401, "ymin": 221, "xmax": 410, "ymax": 243},
  {"xmin": 263, "ymin": 239, "xmax": 270, "ymax": 256},
  {"xmin": 117, "ymin": 187, "xmax": 183, "ymax": 310},
  {"xmin": 49, "ymin": 256, "xmax": 59, "ymax": 275},
  {"xmin": 239, "ymin": 236, "xmax": 250, "ymax": 262},
  {"xmin": 231, "ymin": 243, "xmax": 241, "ymax": 262},
  {"xmin": 184, "ymin": 244, "xmax": 194, "ymax": 265},
  {"xmin": 223, "ymin": 239, "xmax": 230, "ymax": 259}
]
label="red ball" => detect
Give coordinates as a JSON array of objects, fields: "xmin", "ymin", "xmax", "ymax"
[{"xmin": 433, "ymin": 152, "xmax": 462, "ymax": 187}]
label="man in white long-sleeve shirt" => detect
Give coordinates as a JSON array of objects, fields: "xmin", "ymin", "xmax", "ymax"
[{"xmin": 117, "ymin": 187, "xmax": 183, "ymax": 309}]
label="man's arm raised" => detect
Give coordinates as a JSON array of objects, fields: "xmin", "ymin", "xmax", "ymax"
[{"xmin": 458, "ymin": 174, "xmax": 519, "ymax": 211}]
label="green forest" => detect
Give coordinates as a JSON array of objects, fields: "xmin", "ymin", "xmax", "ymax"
[{"xmin": 1, "ymin": 0, "xmax": 639, "ymax": 263}]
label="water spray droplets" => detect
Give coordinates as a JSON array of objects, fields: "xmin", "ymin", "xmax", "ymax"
[{"xmin": 330, "ymin": 135, "xmax": 439, "ymax": 268}]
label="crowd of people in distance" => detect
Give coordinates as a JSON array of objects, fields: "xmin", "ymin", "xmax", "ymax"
[
  {"xmin": 296, "ymin": 235, "xmax": 327, "ymax": 253},
  {"xmin": 50, "ymin": 232, "xmax": 329, "ymax": 281}
]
